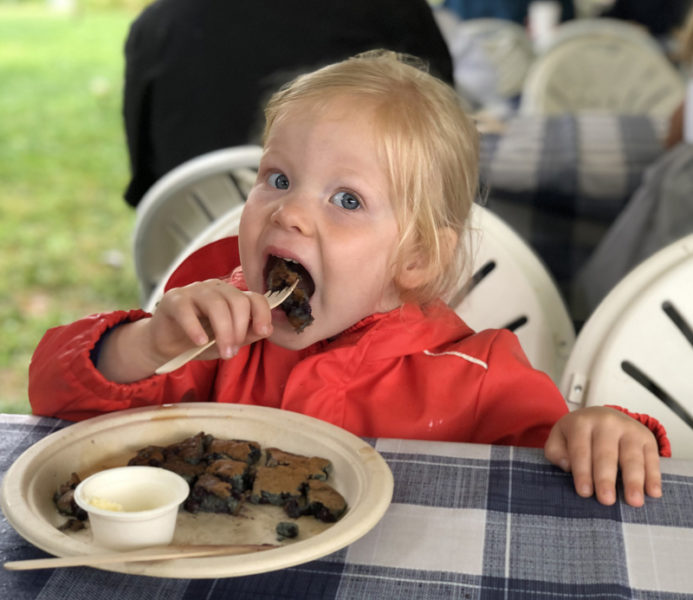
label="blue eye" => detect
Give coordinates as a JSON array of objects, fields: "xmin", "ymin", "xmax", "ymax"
[
  {"xmin": 268, "ymin": 172, "xmax": 289, "ymax": 190},
  {"xmin": 331, "ymin": 191, "xmax": 361, "ymax": 211}
]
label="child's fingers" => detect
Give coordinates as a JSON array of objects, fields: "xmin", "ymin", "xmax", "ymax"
[
  {"xmin": 543, "ymin": 425, "xmax": 571, "ymax": 472},
  {"xmin": 545, "ymin": 407, "xmax": 663, "ymax": 507},
  {"xmin": 544, "ymin": 416, "xmax": 595, "ymax": 493},
  {"xmin": 644, "ymin": 443, "xmax": 663, "ymax": 498},
  {"xmin": 151, "ymin": 281, "xmax": 275, "ymax": 366},
  {"xmin": 545, "ymin": 416, "xmax": 600, "ymax": 500},
  {"xmin": 211, "ymin": 291, "xmax": 275, "ymax": 354},
  {"xmin": 161, "ymin": 287, "xmax": 211, "ymax": 346},
  {"xmin": 564, "ymin": 430, "xmax": 596, "ymax": 500},
  {"xmin": 551, "ymin": 412, "xmax": 601, "ymax": 500},
  {"xmin": 620, "ymin": 439, "xmax": 662, "ymax": 507},
  {"xmin": 245, "ymin": 291, "xmax": 274, "ymax": 339},
  {"xmin": 616, "ymin": 436, "xmax": 646, "ymax": 507},
  {"xmin": 588, "ymin": 427, "xmax": 623, "ymax": 505},
  {"xmin": 201, "ymin": 295, "xmax": 249, "ymax": 359},
  {"xmin": 194, "ymin": 289, "xmax": 274, "ymax": 357},
  {"xmin": 156, "ymin": 282, "xmax": 240, "ymax": 356}
]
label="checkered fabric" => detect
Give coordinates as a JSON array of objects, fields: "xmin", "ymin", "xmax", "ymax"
[
  {"xmin": 479, "ymin": 113, "xmax": 667, "ymax": 324},
  {"xmin": 2, "ymin": 416, "xmax": 692, "ymax": 599}
]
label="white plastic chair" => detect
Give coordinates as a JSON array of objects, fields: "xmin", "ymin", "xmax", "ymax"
[
  {"xmin": 541, "ymin": 18, "xmax": 665, "ymax": 54},
  {"xmin": 449, "ymin": 204, "xmax": 576, "ymax": 384},
  {"xmin": 144, "ymin": 204, "xmax": 246, "ymax": 313},
  {"xmin": 519, "ymin": 22, "xmax": 684, "ymax": 117},
  {"xmin": 133, "ymin": 145, "xmax": 263, "ymax": 303},
  {"xmin": 561, "ymin": 234, "xmax": 693, "ymax": 458},
  {"xmin": 455, "ymin": 18, "xmax": 534, "ymax": 99},
  {"xmin": 435, "ymin": 11, "xmax": 534, "ymax": 114}
]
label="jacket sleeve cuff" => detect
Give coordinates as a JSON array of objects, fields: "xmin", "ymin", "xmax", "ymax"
[
  {"xmin": 29, "ymin": 309, "xmax": 154, "ymax": 421},
  {"xmin": 607, "ymin": 405, "xmax": 672, "ymax": 457}
]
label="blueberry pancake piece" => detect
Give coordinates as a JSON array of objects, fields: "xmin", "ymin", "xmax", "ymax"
[
  {"xmin": 55, "ymin": 432, "xmax": 348, "ymax": 530},
  {"xmin": 206, "ymin": 438, "xmax": 262, "ymax": 464},
  {"xmin": 164, "ymin": 431, "xmax": 210, "ymax": 464},
  {"xmin": 127, "ymin": 445, "xmax": 166, "ymax": 467},
  {"xmin": 53, "ymin": 472, "xmax": 87, "ymax": 521},
  {"xmin": 250, "ymin": 465, "xmax": 309, "ymax": 506},
  {"xmin": 276, "ymin": 521, "xmax": 299, "ymax": 540},
  {"xmin": 206, "ymin": 458, "xmax": 251, "ymax": 493},
  {"xmin": 160, "ymin": 458, "xmax": 206, "ymax": 484},
  {"xmin": 265, "ymin": 448, "xmax": 332, "ymax": 480},
  {"xmin": 265, "ymin": 256, "xmax": 315, "ymax": 332},
  {"xmin": 185, "ymin": 473, "xmax": 244, "ymax": 515},
  {"xmin": 284, "ymin": 479, "xmax": 347, "ymax": 523},
  {"xmin": 304, "ymin": 479, "xmax": 347, "ymax": 522}
]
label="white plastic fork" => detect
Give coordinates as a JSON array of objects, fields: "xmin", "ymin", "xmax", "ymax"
[{"xmin": 154, "ymin": 280, "xmax": 298, "ymax": 375}]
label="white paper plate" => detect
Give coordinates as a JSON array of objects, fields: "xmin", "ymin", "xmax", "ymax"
[{"xmin": 0, "ymin": 403, "xmax": 393, "ymax": 578}]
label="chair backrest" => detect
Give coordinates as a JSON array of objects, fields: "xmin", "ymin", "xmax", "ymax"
[
  {"xmin": 455, "ymin": 18, "xmax": 534, "ymax": 99},
  {"xmin": 573, "ymin": 0, "xmax": 613, "ymax": 19},
  {"xmin": 133, "ymin": 145, "xmax": 263, "ymax": 303},
  {"xmin": 435, "ymin": 12, "xmax": 534, "ymax": 111},
  {"xmin": 143, "ymin": 204, "xmax": 246, "ymax": 313},
  {"xmin": 561, "ymin": 234, "xmax": 693, "ymax": 458},
  {"xmin": 519, "ymin": 22, "xmax": 684, "ymax": 117},
  {"xmin": 541, "ymin": 18, "xmax": 664, "ymax": 54},
  {"xmin": 450, "ymin": 204, "xmax": 576, "ymax": 384}
]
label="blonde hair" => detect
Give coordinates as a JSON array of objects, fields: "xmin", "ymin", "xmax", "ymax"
[{"xmin": 263, "ymin": 50, "xmax": 480, "ymax": 305}]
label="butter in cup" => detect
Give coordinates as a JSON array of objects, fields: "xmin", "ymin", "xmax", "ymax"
[{"xmin": 74, "ymin": 466, "xmax": 189, "ymax": 550}]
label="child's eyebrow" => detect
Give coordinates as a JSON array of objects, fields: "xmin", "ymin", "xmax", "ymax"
[{"xmin": 258, "ymin": 148, "xmax": 288, "ymax": 168}]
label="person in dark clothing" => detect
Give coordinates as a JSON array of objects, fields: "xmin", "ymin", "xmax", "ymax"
[
  {"xmin": 122, "ymin": 0, "xmax": 454, "ymax": 207},
  {"xmin": 601, "ymin": 0, "xmax": 692, "ymax": 37},
  {"xmin": 440, "ymin": 0, "xmax": 575, "ymax": 24}
]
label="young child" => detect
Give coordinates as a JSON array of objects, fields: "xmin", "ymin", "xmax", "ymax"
[{"xmin": 29, "ymin": 51, "xmax": 667, "ymax": 508}]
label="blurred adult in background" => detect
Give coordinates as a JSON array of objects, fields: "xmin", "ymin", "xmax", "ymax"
[
  {"xmin": 600, "ymin": 0, "xmax": 692, "ymax": 38},
  {"xmin": 122, "ymin": 0, "xmax": 454, "ymax": 207},
  {"xmin": 666, "ymin": 5, "xmax": 693, "ymax": 147},
  {"xmin": 576, "ymin": 4, "xmax": 693, "ymax": 316},
  {"xmin": 439, "ymin": 0, "xmax": 575, "ymax": 24}
]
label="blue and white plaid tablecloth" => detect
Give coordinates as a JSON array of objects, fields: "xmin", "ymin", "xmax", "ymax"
[
  {"xmin": 2, "ymin": 414, "xmax": 692, "ymax": 599},
  {"xmin": 479, "ymin": 113, "xmax": 668, "ymax": 324}
]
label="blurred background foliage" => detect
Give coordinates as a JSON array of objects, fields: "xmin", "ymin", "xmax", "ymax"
[{"xmin": 1, "ymin": 0, "xmax": 152, "ymax": 412}]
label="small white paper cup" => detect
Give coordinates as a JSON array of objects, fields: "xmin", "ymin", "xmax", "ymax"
[{"xmin": 74, "ymin": 466, "xmax": 189, "ymax": 550}]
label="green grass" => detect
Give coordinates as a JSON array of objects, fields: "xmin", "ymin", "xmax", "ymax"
[{"xmin": 0, "ymin": 4, "xmax": 143, "ymax": 413}]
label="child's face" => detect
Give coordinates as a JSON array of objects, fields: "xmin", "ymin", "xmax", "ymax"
[{"xmin": 239, "ymin": 97, "xmax": 403, "ymax": 349}]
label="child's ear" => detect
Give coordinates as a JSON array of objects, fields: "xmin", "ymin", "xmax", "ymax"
[{"xmin": 396, "ymin": 228, "xmax": 458, "ymax": 292}]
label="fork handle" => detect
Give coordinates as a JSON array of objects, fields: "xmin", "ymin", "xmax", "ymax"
[{"xmin": 154, "ymin": 339, "xmax": 216, "ymax": 375}]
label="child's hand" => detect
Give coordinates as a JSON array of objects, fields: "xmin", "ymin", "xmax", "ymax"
[
  {"xmin": 544, "ymin": 406, "xmax": 662, "ymax": 507},
  {"xmin": 96, "ymin": 280, "xmax": 274, "ymax": 383},
  {"xmin": 148, "ymin": 279, "xmax": 274, "ymax": 363}
]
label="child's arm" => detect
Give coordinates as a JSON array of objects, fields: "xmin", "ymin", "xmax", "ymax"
[
  {"xmin": 544, "ymin": 406, "xmax": 664, "ymax": 507},
  {"xmin": 97, "ymin": 279, "xmax": 274, "ymax": 383}
]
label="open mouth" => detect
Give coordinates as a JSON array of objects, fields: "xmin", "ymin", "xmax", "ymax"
[{"xmin": 264, "ymin": 256, "xmax": 315, "ymax": 333}]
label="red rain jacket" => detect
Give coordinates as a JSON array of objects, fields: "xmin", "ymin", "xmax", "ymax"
[{"xmin": 28, "ymin": 238, "xmax": 669, "ymax": 454}]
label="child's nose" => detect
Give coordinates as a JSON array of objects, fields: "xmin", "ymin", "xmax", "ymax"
[{"xmin": 270, "ymin": 192, "xmax": 314, "ymax": 235}]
